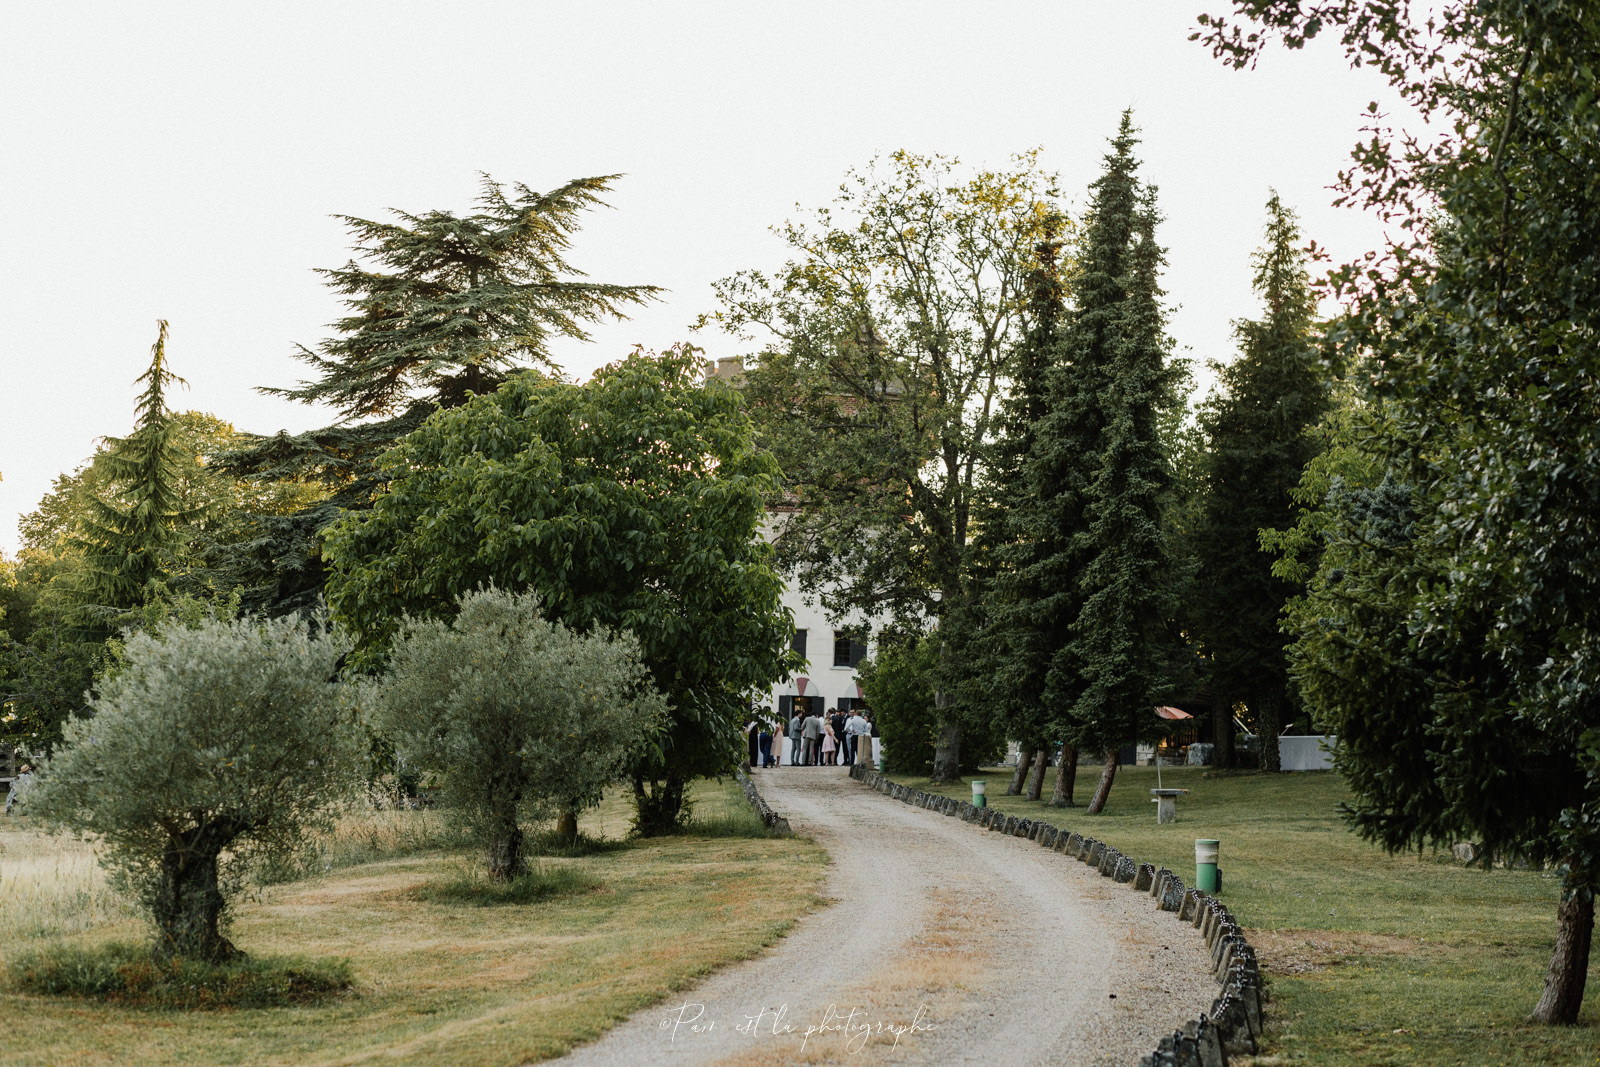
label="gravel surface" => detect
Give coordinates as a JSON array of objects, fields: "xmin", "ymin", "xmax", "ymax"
[{"xmin": 548, "ymin": 768, "xmax": 1217, "ymax": 1066}]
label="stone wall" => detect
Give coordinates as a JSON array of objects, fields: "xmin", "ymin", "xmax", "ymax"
[
  {"xmin": 734, "ymin": 768, "xmax": 793, "ymax": 835},
  {"xmin": 848, "ymin": 763, "xmax": 1264, "ymax": 1066}
]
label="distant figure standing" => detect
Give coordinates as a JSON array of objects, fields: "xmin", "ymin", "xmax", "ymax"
[
  {"xmin": 5, "ymin": 764, "xmax": 33, "ymax": 816},
  {"xmin": 759, "ymin": 717, "xmax": 778, "ymax": 768},
  {"xmin": 788, "ymin": 711, "xmax": 804, "ymax": 765},
  {"xmin": 745, "ymin": 719, "xmax": 761, "ymax": 770},
  {"xmin": 830, "ymin": 708, "xmax": 849, "ymax": 765},
  {"xmin": 846, "ymin": 708, "xmax": 870, "ymax": 767},
  {"xmin": 821, "ymin": 718, "xmax": 838, "ymax": 765},
  {"xmin": 801, "ymin": 710, "xmax": 823, "ymax": 766}
]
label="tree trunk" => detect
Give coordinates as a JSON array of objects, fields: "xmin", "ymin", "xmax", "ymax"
[
  {"xmin": 930, "ymin": 716, "xmax": 962, "ymax": 784},
  {"xmin": 487, "ymin": 803, "xmax": 525, "ymax": 881},
  {"xmin": 1258, "ymin": 692, "xmax": 1281, "ymax": 772},
  {"xmin": 1047, "ymin": 744, "xmax": 1078, "ymax": 807},
  {"xmin": 1007, "ymin": 746, "xmax": 1033, "ymax": 795},
  {"xmin": 929, "ymin": 629, "xmax": 962, "ymax": 783},
  {"xmin": 1212, "ymin": 694, "xmax": 1234, "ymax": 768},
  {"xmin": 1085, "ymin": 749, "xmax": 1118, "ymax": 815},
  {"xmin": 555, "ymin": 807, "xmax": 579, "ymax": 844},
  {"xmin": 632, "ymin": 768, "xmax": 689, "ymax": 836},
  {"xmin": 153, "ymin": 823, "xmax": 243, "ymax": 963},
  {"xmin": 1532, "ymin": 885, "xmax": 1594, "ymax": 1024},
  {"xmin": 1025, "ymin": 748, "xmax": 1048, "ymax": 801}
]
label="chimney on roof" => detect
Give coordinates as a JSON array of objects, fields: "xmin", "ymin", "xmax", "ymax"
[{"xmin": 707, "ymin": 356, "xmax": 744, "ymax": 384}]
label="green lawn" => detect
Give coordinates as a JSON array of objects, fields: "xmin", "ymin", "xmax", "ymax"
[{"xmin": 882, "ymin": 764, "xmax": 1600, "ymax": 1066}]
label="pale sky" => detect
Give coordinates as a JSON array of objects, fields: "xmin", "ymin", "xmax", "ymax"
[{"xmin": 0, "ymin": 2, "xmax": 1414, "ymax": 556}]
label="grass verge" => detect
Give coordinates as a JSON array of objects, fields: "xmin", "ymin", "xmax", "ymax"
[
  {"xmin": 0, "ymin": 777, "xmax": 829, "ymax": 1066},
  {"xmin": 881, "ymin": 764, "xmax": 1599, "ymax": 1067}
]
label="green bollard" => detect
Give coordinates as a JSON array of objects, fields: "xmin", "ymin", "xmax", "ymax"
[
  {"xmin": 972, "ymin": 780, "xmax": 987, "ymax": 808},
  {"xmin": 1195, "ymin": 838, "xmax": 1220, "ymax": 893}
]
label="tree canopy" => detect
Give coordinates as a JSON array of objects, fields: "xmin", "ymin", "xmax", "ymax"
[
  {"xmin": 706, "ymin": 151, "xmax": 1064, "ymax": 781},
  {"xmin": 324, "ymin": 347, "xmax": 796, "ymax": 833},
  {"xmin": 1201, "ymin": 0, "xmax": 1600, "ymax": 1023},
  {"xmin": 220, "ymin": 175, "xmax": 660, "ymax": 617}
]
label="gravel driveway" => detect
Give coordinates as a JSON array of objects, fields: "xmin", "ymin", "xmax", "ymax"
[{"xmin": 549, "ymin": 767, "xmax": 1216, "ymax": 1066}]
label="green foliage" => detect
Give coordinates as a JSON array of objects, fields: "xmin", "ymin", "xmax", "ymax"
[
  {"xmin": 325, "ymin": 347, "xmax": 796, "ymax": 833},
  {"xmin": 706, "ymin": 150, "xmax": 1064, "ymax": 780},
  {"xmin": 975, "ymin": 216, "xmax": 1073, "ymax": 757},
  {"xmin": 69, "ymin": 322, "xmax": 205, "ymax": 619},
  {"xmin": 219, "ymin": 175, "xmax": 660, "ymax": 618},
  {"xmin": 5, "ymin": 941, "xmax": 353, "ymax": 1009},
  {"xmin": 1028, "ymin": 114, "xmax": 1187, "ymax": 785},
  {"xmin": 28, "ymin": 614, "xmax": 364, "ymax": 961},
  {"xmin": 373, "ymin": 588, "xmax": 665, "ymax": 878},
  {"xmin": 1203, "ymin": 0, "xmax": 1600, "ymax": 1023},
  {"xmin": 1187, "ymin": 194, "xmax": 1333, "ymax": 764},
  {"xmin": 857, "ymin": 631, "xmax": 1004, "ymax": 775}
]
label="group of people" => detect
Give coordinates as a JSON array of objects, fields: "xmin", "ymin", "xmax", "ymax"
[{"xmin": 746, "ymin": 706, "xmax": 876, "ymax": 769}]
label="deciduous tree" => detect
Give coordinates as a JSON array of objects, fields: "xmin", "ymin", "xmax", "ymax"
[
  {"xmin": 706, "ymin": 152, "xmax": 1063, "ymax": 782},
  {"xmin": 324, "ymin": 347, "xmax": 795, "ymax": 834}
]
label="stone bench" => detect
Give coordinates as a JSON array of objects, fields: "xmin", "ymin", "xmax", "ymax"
[{"xmin": 1150, "ymin": 787, "xmax": 1189, "ymax": 824}]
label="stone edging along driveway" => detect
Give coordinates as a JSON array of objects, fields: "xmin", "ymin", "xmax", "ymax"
[{"xmin": 843, "ymin": 764, "xmax": 1265, "ymax": 1067}]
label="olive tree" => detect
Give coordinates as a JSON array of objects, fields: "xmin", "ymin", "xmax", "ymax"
[
  {"xmin": 29, "ymin": 615, "xmax": 363, "ymax": 962},
  {"xmin": 374, "ymin": 588, "xmax": 666, "ymax": 879}
]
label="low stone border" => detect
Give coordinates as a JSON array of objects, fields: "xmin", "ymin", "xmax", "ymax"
[
  {"xmin": 735, "ymin": 768, "xmax": 793, "ymax": 836},
  {"xmin": 849, "ymin": 763, "xmax": 1263, "ymax": 1066}
]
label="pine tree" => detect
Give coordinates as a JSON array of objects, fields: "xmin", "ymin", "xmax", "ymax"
[
  {"xmin": 1190, "ymin": 194, "xmax": 1329, "ymax": 770},
  {"xmin": 977, "ymin": 215, "xmax": 1074, "ymax": 798},
  {"xmin": 71, "ymin": 321, "xmax": 203, "ymax": 619},
  {"xmin": 220, "ymin": 175, "xmax": 659, "ymax": 615},
  {"xmin": 1029, "ymin": 114, "xmax": 1183, "ymax": 814}
]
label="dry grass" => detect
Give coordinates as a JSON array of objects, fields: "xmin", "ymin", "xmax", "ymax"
[
  {"xmin": 0, "ymin": 820, "xmax": 136, "ymax": 941},
  {"xmin": 0, "ymin": 779, "xmax": 829, "ymax": 1066}
]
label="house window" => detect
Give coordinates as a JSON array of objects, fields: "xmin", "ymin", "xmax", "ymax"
[
  {"xmin": 792, "ymin": 628, "xmax": 807, "ymax": 660},
  {"xmin": 833, "ymin": 631, "xmax": 867, "ymax": 668}
]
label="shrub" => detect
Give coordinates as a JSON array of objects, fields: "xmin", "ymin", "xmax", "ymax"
[{"xmin": 6, "ymin": 942, "xmax": 352, "ymax": 1008}]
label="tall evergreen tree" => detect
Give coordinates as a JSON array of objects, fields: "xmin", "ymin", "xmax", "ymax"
[
  {"xmin": 977, "ymin": 216, "xmax": 1076, "ymax": 799},
  {"xmin": 1189, "ymin": 195, "xmax": 1330, "ymax": 770},
  {"xmin": 70, "ymin": 321, "xmax": 203, "ymax": 620},
  {"xmin": 1201, "ymin": 0, "xmax": 1600, "ymax": 1023},
  {"xmin": 1029, "ymin": 114, "xmax": 1184, "ymax": 814},
  {"xmin": 220, "ymin": 175, "xmax": 659, "ymax": 615}
]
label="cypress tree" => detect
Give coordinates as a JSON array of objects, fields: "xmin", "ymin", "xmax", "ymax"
[{"xmin": 1190, "ymin": 194, "xmax": 1329, "ymax": 770}]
